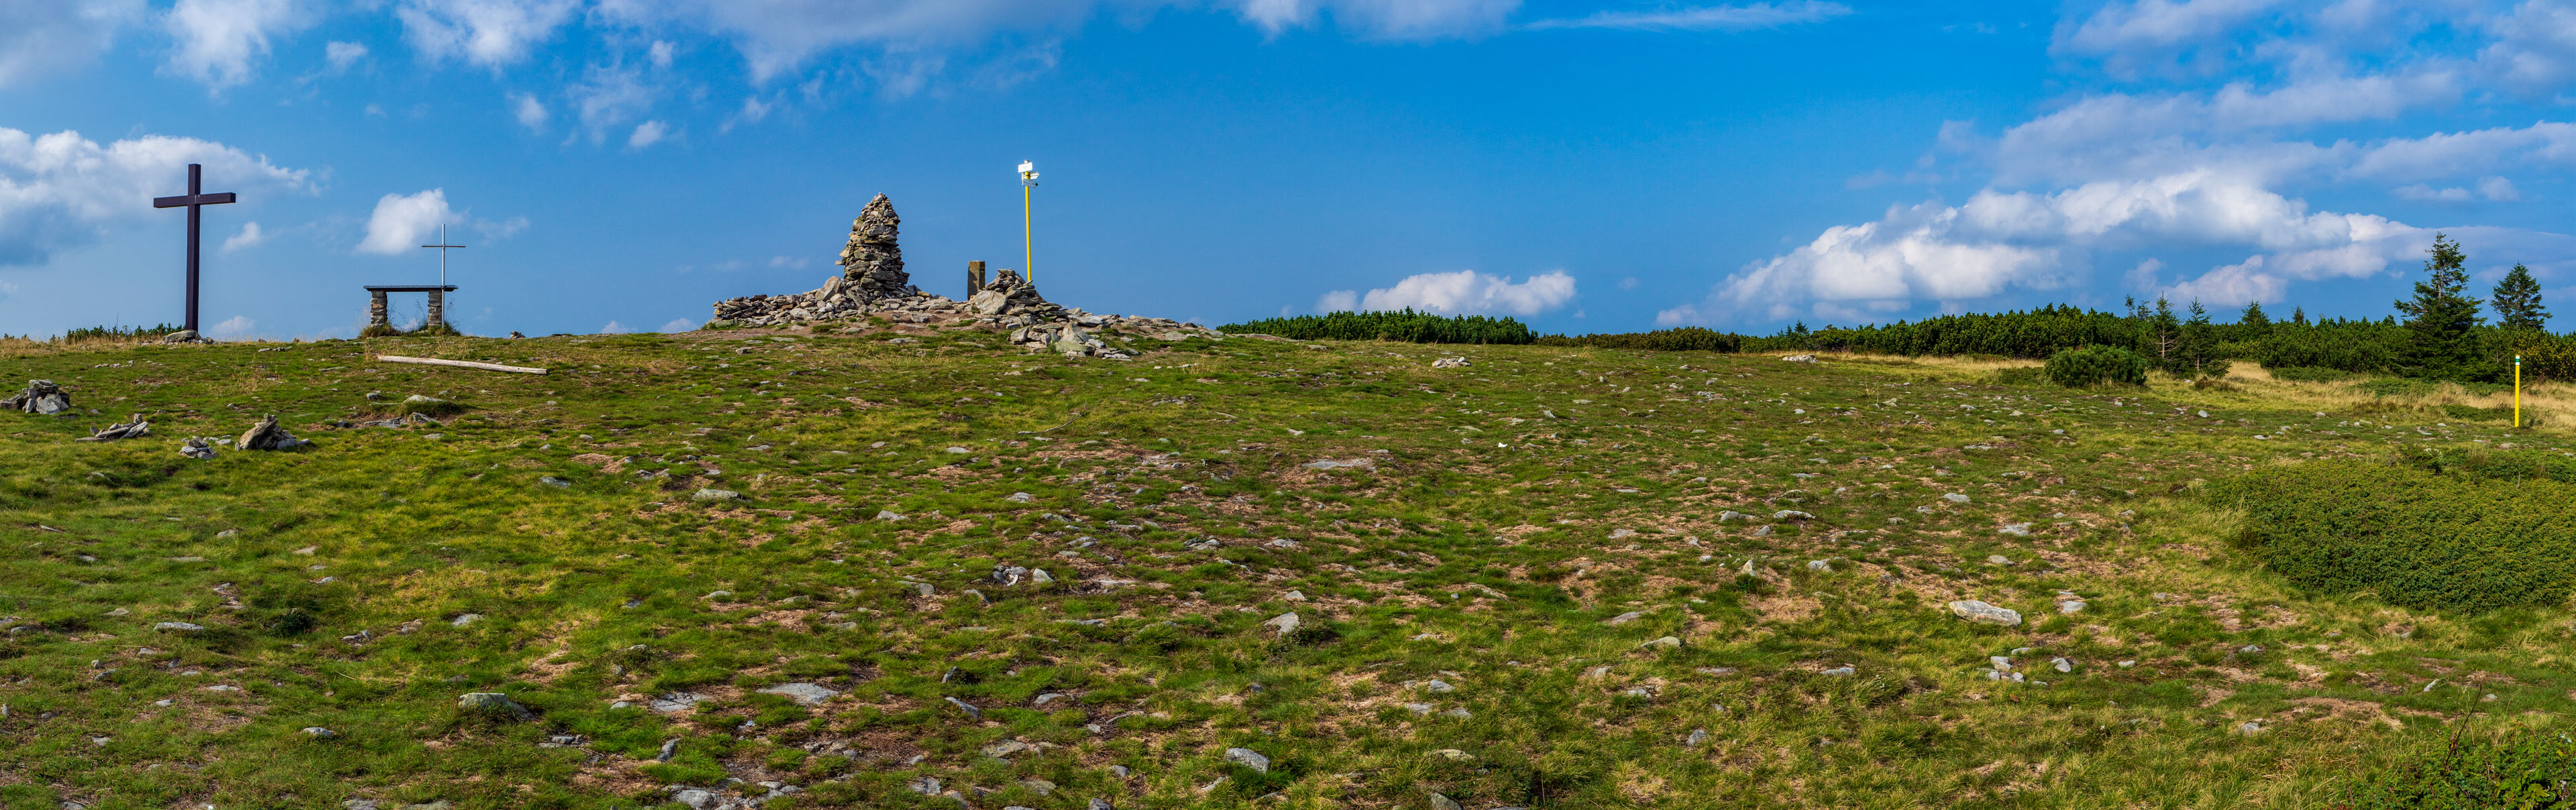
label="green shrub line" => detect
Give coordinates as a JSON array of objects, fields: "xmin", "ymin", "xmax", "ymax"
[
  {"xmin": 2340, "ymin": 730, "xmax": 2576, "ymax": 808},
  {"xmin": 1216, "ymin": 310, "xmax": 1536, "ymax": 345},
  {"xmin": 2214, "ymin": 451, "xmax": 2576, "ymax": 614}
]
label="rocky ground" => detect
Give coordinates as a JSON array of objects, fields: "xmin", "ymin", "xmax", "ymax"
[{"xmin": 0, "ymin": 326, "xmax": 2571, "ymax": 809}]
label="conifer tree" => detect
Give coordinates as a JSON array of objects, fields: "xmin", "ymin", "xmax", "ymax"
[
  {"xmin": 2143, "ymin": 296, "xmax": 2182, "ymax": 371},
  {"xmin": 2291, "ymin": 306, "xmax": 2308, "ymax": 326},
  {"xmin": 2180, "ymin": 299, "xmax": 2229, "ymax": 375},
  {"xmin": 2239, "ymin": 301, "xmax": 2270, "ymax": 329},
  {"xmin": 2393, "ymin": 233, "xmax": 2489, "ymax": 380},
  {"xmin": 2493, "ymin": 262, "xmax": 2549, "ymax": 332}
]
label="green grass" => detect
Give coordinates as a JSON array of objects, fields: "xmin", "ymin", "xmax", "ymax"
[{"xmin": 0, "ymin": 330, "xmax": 2573, "ymax": 809}]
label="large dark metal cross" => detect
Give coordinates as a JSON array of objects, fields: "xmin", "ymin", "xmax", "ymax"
[{"xmin": 152, "ymin": 163, "xmax": 236, "ymax": 334}]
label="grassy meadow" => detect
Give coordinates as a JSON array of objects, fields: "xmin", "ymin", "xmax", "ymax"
[{"xmin": 1, "ymin": 321, "xmax": 2573, "ymax": 809}]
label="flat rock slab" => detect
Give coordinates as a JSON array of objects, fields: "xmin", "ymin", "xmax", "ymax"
[
  {"xmin": 1947, "ymin": 600, "xmax": 2023, "ymax": 626},
  {"xmin": 757, "ymin": 682, "xmax": 841, "ymax": 706}
]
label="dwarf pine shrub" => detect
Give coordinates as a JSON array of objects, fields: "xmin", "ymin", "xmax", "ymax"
[
  {"xmin": 2214, "ymin": 457, "xmax": 2576, "ymax": 612},
  {"xmin": 2042, "ymin": 345, "xmax": 2148, "ymax": 388}
]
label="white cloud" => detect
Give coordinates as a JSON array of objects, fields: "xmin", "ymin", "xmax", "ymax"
[
  {"xmin": 397, "ymin": 0, "xmax": 580, "ymax": 68},
  {"xmin": 207, "ymin": 314, "xmax": 256, "ymax": 338},
  {"xmin": 2395, "ymin": 184, "xmax": 2473, "ymax": 202},
  {"xmin": 510, "ymin": 92, "xmax": 549, "ymax": 131},
  {"xmin": 0, "ymin": 0, "xmax": 143, "ymax": 87},
  {"xmin": 1233, "ymin": 0, "xmax": 1520, "ymax": 38},
  {"xmin": 600, "ymin": 320, "xmax": 634, "ymax": 333},
  {"xmin": 658, "ymin": 317, "xmax": 699, "ymax": 332},
  {"xmin": 1328, "ymin": 270, "xmax": 1576, "ymax": 316},
  {"xmin": 2164, "ymin": 255, "xmax": 2289, "ymax": 306},
  {"xmin": 767, "ymin": 255, "xmax": 809, "ymax": 268},
  {"xmin": 2053, "ymin": 0, "xmax": 2289, "ymax": 78},
  {"xmin": 649, "ymin": 40, "xmax": 676, "ymax": 68},
  {"xmin": 0, "ymin": 127, "xmax": 311, "ymax": 267},
  {"xmin": 629, "ymin": 120, "xmax": 670, "ymax": 150},
  {"xmin": 221, "ymin": 221, "xmax": 265, "ymax": 252},
  {"xmin": 1676, "ymin": 172, "xmax": 2426, "ymax": 323},
  {"xmin": 162, "ymin": 0, "xmax": 317, "ymax": 89},
  {"xmin": 1522, "ymin": 1, "xmax": 1851, "ymax": 32},
  {"xmin": 2479, "ymin": 175, "xmax": 2521, "ymax": 200},
  {"xmin": 323, "ymin": 40, "xmax": 367, "ymax": 71},
  {"xmin": 358, "ymin": 189, "xmax": 456, "ymax": 255},
  {"xmin": 569, "ymin": 62, "xmax": 653, "ymax": 141},
  {"xmin": 474, "ymin": 216, "xmax": 529, "ymax": 239},
  {"xmin": 1316, "ymin": 289, "xmax": 1358, "ymax": 312}
]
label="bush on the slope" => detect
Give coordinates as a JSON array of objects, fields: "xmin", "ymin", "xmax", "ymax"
[
  {"xmin": 2042, "ymin": 345, "xmax": 2149, "ymax": 388},
  {"xmin": 1217, "ymin": 310, "xmax": 1534, "ymax": 345},
  {"xmin": 2341, "ymin": 732, "xmax": 2576, "ymax": 809},
  {"xmin": 2212, "ymin": 457, "xmax": 2576, "ymax": 613},
  {"xmin": 1534, "ymin": 327, "xmax": 1741, "ymax": 353}
]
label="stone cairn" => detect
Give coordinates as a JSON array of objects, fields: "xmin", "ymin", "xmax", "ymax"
[
  {"xmin": 706, "ymin": 194, "xmax": 1221, "ymax": 359},
  {"xmin": 1, "ymin": 380, "xmax": 72, "ymax": 415}
]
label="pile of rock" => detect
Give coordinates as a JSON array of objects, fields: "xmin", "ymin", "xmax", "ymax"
[
  {"xmin": 237, "ymin": 415, "xmax": 310, "ymax": 450},
  {"xmin": 709, "ymin": 194, "xmax": 922, "ymax": 328},
  {"xmin": 77, "ymin": 414, "xmax": 150, "ymax": 441},
  {"xmin": 2, "ymin": 380, "xmax": 71, "ymax": 415},
  {"xmin": 1006, "ymin": 311, "xmax": 1216, "ymax": 360},
  {"xmin": 704, "ymin": 194, "xmax": 1227, "ymax": 359}
]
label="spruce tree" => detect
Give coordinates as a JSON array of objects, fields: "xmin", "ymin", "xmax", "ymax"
[
  {"xmin": 2142, "ymin": 296, "xmax": 2182, "ymax": 372},
  {"xmin": 2239, "ymin": 301, "xmax": 2270, "ymax": 329},
  {"xmin": 2393, "ymin": 233, "xmax": 2489, "ymax": 380},
  {"xmin": 2291, "ymin": 306, "xmax": 2308, "ymax": 326},
  {"xmin": 2493, "ymin": 262, "xmax": 2549, "ymax": 332},
  {"xmin": 2180, "ymin": 299, "xmax": 2230, "ymax": 376}
]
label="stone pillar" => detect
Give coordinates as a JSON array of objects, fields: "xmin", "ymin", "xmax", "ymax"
[
  {"xmin": 369, "ymin": 291, "xmax": 389, "ymax": 327},
  {"xmin": 968, "ymin": 260, "xmax": 987, "ymax": 297},
  {"xmin": 426, "ymin": 290, "xmax": 445, "ymax": 329}
]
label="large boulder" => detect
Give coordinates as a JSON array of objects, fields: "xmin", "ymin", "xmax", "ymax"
[{"xmin": 237, "ymin": 415, "xmax": 310, "ymax": 451}]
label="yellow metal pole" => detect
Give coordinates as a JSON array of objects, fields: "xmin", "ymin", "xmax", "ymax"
[
  {"xmin": 2515, "ymin": 355, "xmax": 2522, "ymax": 428},
  {"xmin": 1022, "ymin": 182, "xmax": 1033, "ymax": 284}
]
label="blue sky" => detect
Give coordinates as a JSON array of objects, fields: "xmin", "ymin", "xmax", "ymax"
[{"xmin": 2, "ymin": 0, "xmax": 2573, "ymax": 340}]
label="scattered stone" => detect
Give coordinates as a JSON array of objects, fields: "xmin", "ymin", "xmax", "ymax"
[
  {"xmin": 449, "ymin": 614, "xmax": 481, "ymax": 628},
  {"xmin": 1779, "ymin": 354, "xmax": 1817, "ymax": 363},
  {"xmin": 1030, "ymin": 569, "xmax": 1055, "ymax": 586},
  {"xmin": 1429, "ymin": 748, "xmax": 1475, "ymax": 761},
  {"xmin": 1999, "ymin": 523, "xmax": 2034, "ymax": 536},
  {"xmin": 1089, "ymin": 801, "xmax": 1116, "ymax": 810},
  {"xmin": 944, "ymin": 696, "xmax": 981, "ymax": 718},
  {"xmin": 2235, "ymin": 721, "xmax": 2263, "ymax": 735},
  {"xmin": 177, "ymin": 437, "xmax": 216, "ymax": 459},
  {"xmin": 2239, "ymin": 644, "xmax": 2265, "ymax": 654},
  {"xmin": 2118, "ymin": 660, "xmax": 2136, "ymax": 668},
  {"xmin": 1943, "ymin": 492, "xmax": 1970, "ymax": 503},
  {"xmin": 1606, "ymin": 611, "xmax": 1646, "ymax": 626},
  {"xmin": 1718, "ymin": 510, "xmax": 1750, "ymax": 522},
  {"xmin": 2, "ymin": 380, "xmax": 72, "ymax": 415},
  {"xmin": 1946, "ymin": 600, "xmax": 2023, "ymax": 627},
  {"xmin": 1006, "ymin": 491, "xmax": 1034, "ymax": 502},
  {"xmin": 981, "ymin": 739, "xmax": 1032, "ymax": 758},
  {"xmin": 455, "ymin": 693, "xmax": 533, "ymax": 720},
  {"xmin": 77, "ymin": 414, "xmax": 150, "ymax": 441},
  {"xmin": 1686, "ymin": 728, "xmax": 1711, "ymax": 746},
  {"xmin": 1301, "ymin": 458, "xmax": 1374, "ymax": 471},
  {"xmin": 2051, "ymin": 657, "xmax": 2072, "ymax": 673},
  {"xmin": 1432, "ymin": 357, "xmax": 1472, "ymax": 369},
  {"xmin": 154, "ymin": 622, "xmax": 205, "ymax": 632},
  {"xmin": 236, "ymin": 414, "xmax": 309, "ymax": 451},
  {"xmin": 1807, "ymin": 560, "xmax": 1831, "ymax": 572},
  {"xmin": 1990, "ymin": 656, "xmax": 2014, "ymax": 672},
  {"xmin": 692, "ymin": 488, "xmax": 742, "ymax": 502},
  {"xmin": 1263, "ymin": 612, "xmax": 1301, "ymax": 637},
  {"xmin": 1821, "ymin": 667, "xmax": 1856, "ymax": 677},
  {"xmin": 1423, "ymin": 679, "xmax": 1456, "ymax": 693},
  {"xmin": 1609, "ymin": 528, "xmax": 1636, "ymax": 539},
  {"xmin": 876, "ymin": 510, "xmax": 906, "ymax": 520},
  {"xmin": 1224, "ymin": 748, "xmax": 1271, "ymax": 773},
  {"xmin": 1772, "ymin": 510, "xmax": 1814, "ymax": 520},
  {"xmin": 1987, "ymin": 555, "xmax": 2012, "ymax": 565},
  {"xmin": 759, "ymin": 682, "xmax": 840, "ymax": 706},
  {"xmin": 1429, "ymin": 793, "xmax": 1464, "ymax": 810},
  {"xmin": 301, "ymin": 726, "xmax": 335, "ymax": 738},
  {"xmin": 1283, "ymin": 590, "xmax": 1305, "ymax": 601},
  {"xmin": 1639, "ymin": 636, "xmax": 1682, "ymax": 650}
]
